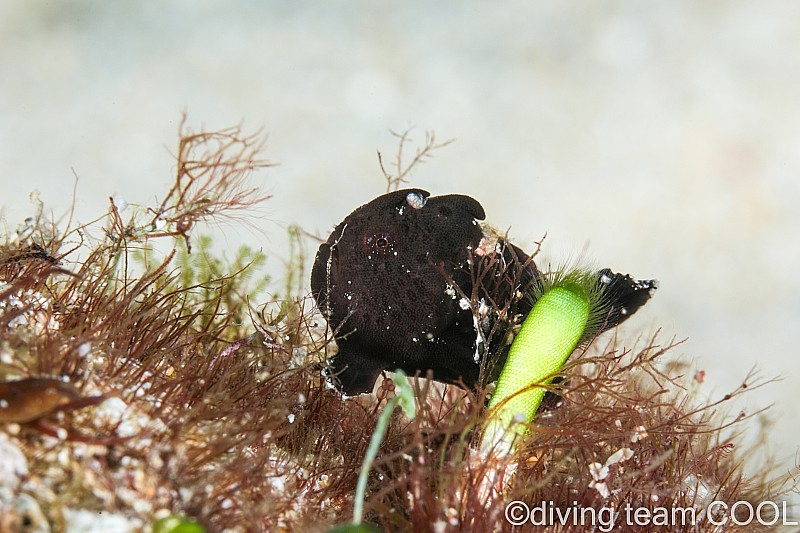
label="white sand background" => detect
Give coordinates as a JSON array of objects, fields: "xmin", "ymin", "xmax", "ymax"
[{"xmin": 2, "ymin": 2, "xmax": 798, "ymax": 500}]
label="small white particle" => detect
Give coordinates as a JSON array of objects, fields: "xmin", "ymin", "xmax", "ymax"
[
  {"xmin": 93, "ymin": 396, "xmax": 128, "ymax": 423},
  {"xmin": 447, "ymin": 507, "xmax": 460, "ymax": 526},
  {"xmin": 458, "ymin": 297, "xmax": 471, "ymax": 311},
  {"xmin": 287, "ymin": 413, "xmax": 295, "ymax": 424},
  {"xmin": 605, "ymin": 447, "xmax": 634, "ymax": 466},
  {"xmin": 589, "ymin": 462, "xmax": 609, "ymax": 481},
  {"xmin": 631, "ymin": 425, "xmax": 648, "ymax": 442},
  {"xmin": 78, "ymin": 342, "xmax": 92, "ymax": 357},
  {"xmin": 112, "ymin": 194, "xmax": 129, "ymax": 212},
  {"xmin": 592, "ymin": 481, "xmax": 610, "ymax": 498},
  {"xmin": 57, "ymin": 449, "xmax": 70, "ymax": 467}
]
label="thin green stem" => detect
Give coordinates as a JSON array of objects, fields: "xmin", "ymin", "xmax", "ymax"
[
  {"xmin": 353, "ymin": 394, "xmax": 397, "ymax": 525},
  {"xmin": 352, "ymin": 369, "xmax": 415, "ymax": 525}
]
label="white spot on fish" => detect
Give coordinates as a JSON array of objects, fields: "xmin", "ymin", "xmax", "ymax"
[
  {"xmin": 444, "ymin": 284, "xmax": 457, "ymax": 299},
  {"xmin": 406, "ymin": 191, "xmax": 427, "ymax": 209}
]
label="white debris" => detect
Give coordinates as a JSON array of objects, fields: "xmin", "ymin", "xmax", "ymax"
[
  {"xmin": 93, "ymin": 396, "xmax": 128, "ymax": 425},
  {"xmin": 78, "ymin": 342, "xmax": 92, "ymax": 358},
  {"xmin": 631, "ymin": 425, "xmax": 648, "ymax": 443},
  {"xmin": 444, "ymin": 284, "xmax": 457, "ymax": 299},
  {"xmin": 0, "ymin": 432, "xmax": 28, "ymax": 502},
  {"xmin": 589, "ymin": 462, "xmax": 609, "ymax": 482},
  {"xmin": 589, "ymin": 448, "xmax": 634, "ymax": 498},
  {"xmin": 592, "ymin": 481, "xmax": 610, "ymax": 498},
  {"xmin": 93, "ymin": 397, "xmax": 165, "ymax": 438},
  {"xmin": 112, "ymin": 194, "xmax": 129, "ymax": 212},
  {"xmin": 474, "ymin": 231, "xmax": 504, "ymax": 257},
  {"xmin": 605, "ymin": 447, "xmax": 634, "ymax": 466},
  {"xmin": 63, "ymin": 508, "xmax": 140, "ymax": 533}
]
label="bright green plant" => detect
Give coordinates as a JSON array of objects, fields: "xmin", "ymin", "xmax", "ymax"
[{"xmin": 481, "ymin": 270, "xmax": 607, "ymax": 454}]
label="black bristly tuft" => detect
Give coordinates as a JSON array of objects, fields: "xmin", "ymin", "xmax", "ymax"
[{"xmin": 593, "ymin": 268, "xmax": 658, "ymax": 331}]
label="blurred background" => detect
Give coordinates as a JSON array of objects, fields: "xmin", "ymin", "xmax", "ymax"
[{"xmin": 1, "ymin": 1, "xmax": 798, "ymax": 492}]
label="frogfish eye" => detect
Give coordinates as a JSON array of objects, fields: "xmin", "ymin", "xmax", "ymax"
[{"xmin": 366, "ymin": 232, "xmax": 395, "ymax": 254}]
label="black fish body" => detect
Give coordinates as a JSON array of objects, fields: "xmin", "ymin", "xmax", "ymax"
[{"xmin": 311, "ymin": 188, "xmax": 654, "ymax": 395}]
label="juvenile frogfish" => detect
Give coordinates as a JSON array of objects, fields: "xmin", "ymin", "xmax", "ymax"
[{"xmin": 311, "ymin": 189, "xmax": 655, "ymax": 395}]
